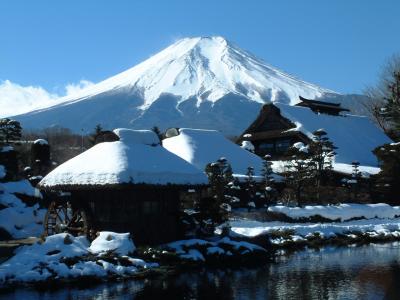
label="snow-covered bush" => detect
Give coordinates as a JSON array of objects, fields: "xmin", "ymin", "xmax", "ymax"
[
  {"xmin": 0, "ymin": 179, "xmax": 45, "ymax": 239},
  {"xmin": 89, "ymin": 232, "xmax": 136, "ymax": 256}
]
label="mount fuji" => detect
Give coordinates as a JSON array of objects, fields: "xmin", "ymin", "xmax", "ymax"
[{"xmin": 13, "ymin": 36, "xmax": 370, "ymax": 135}]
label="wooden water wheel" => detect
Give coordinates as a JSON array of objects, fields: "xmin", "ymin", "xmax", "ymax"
[{"xmin": 44, "ymin": 201, "xmax": 91, "ymax": 238}]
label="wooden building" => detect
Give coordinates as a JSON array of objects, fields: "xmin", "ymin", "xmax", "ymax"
[
  {"xmin": 237, "ymin": 104, "xmax": 309, "ymax": 158},
  {"xmin": 237, "ymin": 98, "xmax": 391, "ymax": 168},
  {"xmin": 38, "ymin": 129, "xmax": 208, "ymax": 245}
]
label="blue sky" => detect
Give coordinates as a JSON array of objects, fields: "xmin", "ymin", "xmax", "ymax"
[{"xmin": 0, "ymin": 0, "xmax": 399, "ymax": 95}]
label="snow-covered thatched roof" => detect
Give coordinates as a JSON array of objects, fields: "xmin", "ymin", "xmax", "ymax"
[
  {"xmin": 163, "ymin": 128, "xmax": 265, "ymax": 177},
  {"xmin": 274, "ymin": 103, "xmax": 392, "ymax": 167},
  {"xmin": 39, "ymin": 129, "xmax": 208, "ymax": 189}
]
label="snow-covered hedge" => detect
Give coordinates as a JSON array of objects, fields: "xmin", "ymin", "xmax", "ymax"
[{"xmin": 268, "ymin": 203, "xmax": 400, "ymax": 222}]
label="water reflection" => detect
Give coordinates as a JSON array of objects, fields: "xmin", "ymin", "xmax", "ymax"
[{"xmin": 2, "ymin": 243, "xmax": 400, "ymax": 299}]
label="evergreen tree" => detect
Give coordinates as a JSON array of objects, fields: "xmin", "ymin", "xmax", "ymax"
[
  {"xmin": 261, "ymin": 154, "xmax": 276, "ymax": 208},
  {"xmin": 89, "ymin": 124, "xmax": 103, "ymax": 145},
  {"xmin": 285, "ymin": 144, "xmax": 313, "ymax": 206},
  {"xmin": 244, "ymin": 166, "xmax": 257, "ymax": 210},
  {"xmin": 198, "ymin": 158, "xmax": 233, "ymax": 235},
  {"xmin": 372, "ymin": 143, "xmax": 400, "ymax": 203},
  {"xmin": 0, "ymin": 118, "xmax": 22, "ymax": 144},
  {"xmin": 308, "ymin": 129, "xmax": 337, "ymax": 200},
  {"xmin": 347, "ymin": 161, "xmax": 362, "ymax": 200}
]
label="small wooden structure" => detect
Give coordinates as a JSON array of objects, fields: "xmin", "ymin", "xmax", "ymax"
[
  {"xmin": 295, "ymin": 96, "xmax": 350, "ymax": 116},
  {"xmin": 39, "ymin": 129, "xmax": 208, "ymax": 245}
]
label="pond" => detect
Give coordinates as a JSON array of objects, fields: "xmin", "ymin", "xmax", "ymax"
[{"xmin": 2, "ymin": 242, "xmax": 400, "ymax": 299}]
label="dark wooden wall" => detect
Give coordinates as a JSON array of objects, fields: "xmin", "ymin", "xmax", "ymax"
[{"xmin": 72, "ymin": 187, "xmax": 183, "ymax": 245}]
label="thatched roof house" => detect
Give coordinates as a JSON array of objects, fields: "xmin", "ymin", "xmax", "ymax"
[
  {"xmin": 162, "ymin": 128, "xmax": 266, "ymax": 178},
  {"xmin": 39, "ymin": 129, "xmax": 208, "ymax": 245},
  {"xmin": 238, "ymin": 102, "xmax": 392, "ymax": 175},
  {"xmin": 40, "ymin": 128, "xmax": 207, "ymax": 188}
]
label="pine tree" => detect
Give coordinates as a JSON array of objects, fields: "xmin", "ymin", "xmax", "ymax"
[
  {"xmin": 244, "ymin": 166, "xmax": 257, "ymax": 210},
  {"xmin": 199, "ymin": 158, "xmax": 233, "ymax": 235},
  {"xmin": 372, "ymin": 143, "xmax": 400, "ymax": 203},
  {"xmin": 285, "ymin": 145, "xmax": 313, "ymax": 206},
  {"xmin": 308, "ymin": 129, "xmax": 337, "ymax": 200},
  {"xmin": 348, "ymin": 161, "xmax": 362, "ymax": 200},
  {"xmin": 89, "ymin": 124, "xmax": 103, "ymax": 145},
  {"xmin": 0, "ymin": 118, "xmax": 22, "ymax": 144},
  {"xmin": 261, "ymin": 154, "xmax": 276, "ymax": 208}
]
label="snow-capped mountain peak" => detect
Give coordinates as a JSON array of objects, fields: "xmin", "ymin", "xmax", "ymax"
[
  {"xmin": 13, "ymin": 36, "xmax": 368, "ymax": 135},
  {"xmin": 55, "ymin": 36, "xmax": 331, "ymax": 108}
]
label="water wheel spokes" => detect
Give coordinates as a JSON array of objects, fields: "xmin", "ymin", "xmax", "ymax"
[{"xmin": 44, "ymin": 201, "xmax": 90, "ymax": 237}]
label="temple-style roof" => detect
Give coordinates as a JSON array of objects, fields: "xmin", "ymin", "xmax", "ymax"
[{"xmin": 295, "ymin": 96, "xmax": 350, "ymax": 115}]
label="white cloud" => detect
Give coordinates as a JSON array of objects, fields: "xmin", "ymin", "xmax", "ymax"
[
  {"xmin": 0, "ymin": 79, "xmax": 94, "ymax": 118},
  {"xmin": 64, "ymin": 80, "xmax": 94, "ymax": 97}
]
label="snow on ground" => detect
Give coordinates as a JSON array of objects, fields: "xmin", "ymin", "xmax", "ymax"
[
  {"xmin": 0, "ymin": 232, "xmax": 156, "ymax": 284},
  {"xmin": 268, "ymin": 203, "xmax": 400, "ymax": 222},
  {"xmin": 89, "ymin": 232, "xmax": 135, "ymax": 256},
  {"xmin": 271, "ymin": 160, "xmax": 381, "ymax": 177},
  {"xmin": 39, "ymin": 129, "xmax": 208, "ymax": 188},
  {"xmin": 332, "ymin": 163, "xmax": 381, "ymax": 177},
  {"xmin": 0, "ymin": 180, "xmax": 45, "ymax": 238},
  {"xmin": 275, "ymin": 103, "xmax": 392, "ymax": 167},
  {"xmin": 163, "ymin": 128, "xmax": 281, "ymax": 181},
  {"xmin": 2, "ymin": 179, "xmax": 40, "ymax": 197},
  {"xmin": 230, "ymin": 218, "xmax": 400, "ymax": 246},
  {"xmin": 229, "ymin": 203, "xmax": 400, "ymax": 246}
]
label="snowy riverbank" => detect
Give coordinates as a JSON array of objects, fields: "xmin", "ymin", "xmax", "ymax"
[
  {"xmin": 230, "ymin": 217, "xmax": 400, "ymax": 247},
  {"xmin": 0, "ymin": 232, "xmax": 269, "ymax": 287},
  {"xmin": 0, "ymin": 232, "xmax": 157, "ymax": 285},
  {"xmin": 267, "ymin": 203, "xmax": 400, "ymax": 222},
  {"xmin": 227, "ymin": 203, "xmax": 400, "ymax": 247}
]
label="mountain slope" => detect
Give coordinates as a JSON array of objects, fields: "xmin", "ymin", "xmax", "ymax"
[{"xmin": 13, "ymin": 36, "xmax": 370, "ymax": 135}]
